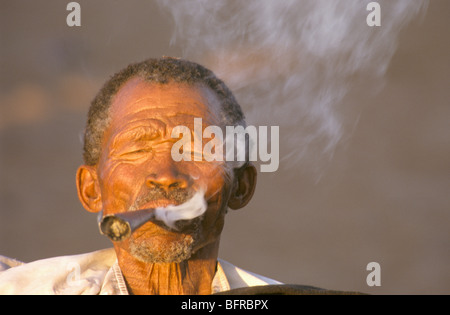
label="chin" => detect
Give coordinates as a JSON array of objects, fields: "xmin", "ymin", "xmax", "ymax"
[
  {"xmin": 127, "ymin": 226, "xmax": 200, "ymax": 264},
  {"xmin": 128, "ymin": 233, "xmax": 196, "ymax": 264}
]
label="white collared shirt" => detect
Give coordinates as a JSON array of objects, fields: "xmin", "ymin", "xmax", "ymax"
[{"xmin": 0, "ymin": 248, "xmax": 281, "ymax": 295}]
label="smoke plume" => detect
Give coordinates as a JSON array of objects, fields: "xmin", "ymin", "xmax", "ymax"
[
  {"xmin": 155, "ymin": 189, "xmax": 207, "ymax": 229},
  {"xmin": 157, "ymin": 0, "xmax": 428, "ymax": 175}
]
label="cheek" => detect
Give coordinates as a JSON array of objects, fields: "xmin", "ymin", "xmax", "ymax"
[
  {"xmin": 98, "ymin": 160, "xmax": 145, "ymax": 213},
  {"xmin": 184, "ymin": 161, "xmax": 231, "ymax": 195},
  {"xmin": 199, "ymin": 183, "xmax": 231, "ymax": 241},
  {"xmin": 200, "ymin": 165, "xmax": 232, "ymax": 225}
]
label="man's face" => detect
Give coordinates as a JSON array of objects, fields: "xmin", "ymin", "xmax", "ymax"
[{"xmin": 96, "ymin": 78, "xmax": 232, "ymax": 263}]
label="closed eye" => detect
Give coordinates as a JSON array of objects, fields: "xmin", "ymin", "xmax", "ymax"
[{"xmin": 121, "ymin": 147, "xmax": 153, "ymax": 157}]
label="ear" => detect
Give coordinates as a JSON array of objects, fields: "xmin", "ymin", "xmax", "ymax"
[
  {"xmin": 227, "ymin": 163, "xmax": 257, "ymax": 210},
  {"xmin": 76, "ymin": 165, "xmax": 103, "ymax": 213}
]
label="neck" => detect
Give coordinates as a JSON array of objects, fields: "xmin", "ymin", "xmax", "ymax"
[{"xmin": 115, "ymin": 240, "xmax": 220, "ymax": 295}]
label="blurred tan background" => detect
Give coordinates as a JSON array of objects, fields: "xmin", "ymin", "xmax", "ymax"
[{"xmin": 0, "ymin": 0, "xmax": 449, "ymax": 294}]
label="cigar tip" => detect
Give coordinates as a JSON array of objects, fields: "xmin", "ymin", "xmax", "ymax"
[{"xmin": 99, "ymin": 216, "xmax": 131, "ymax": 241}]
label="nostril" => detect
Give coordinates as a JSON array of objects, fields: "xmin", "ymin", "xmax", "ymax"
[
  {"xmin": 147, "ymin": 180, "xmax": 161, "ymax": 189},
  {"xmin": 169, "ymin": 179, "xmax": 190, "ymax": 190}
]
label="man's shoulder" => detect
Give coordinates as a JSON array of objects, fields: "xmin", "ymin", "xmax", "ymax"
[
  {"xmin": 0, "ymin": 255, "xmax": 23, "ymax": 271},
  {"xmin": 0, "ymin": 248, "xmax": 116, "ymax": 295}
]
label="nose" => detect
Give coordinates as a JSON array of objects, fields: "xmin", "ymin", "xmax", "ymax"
[{"xmin": 145, "ymin": 167, "xmax": 191, "ymax": 193}]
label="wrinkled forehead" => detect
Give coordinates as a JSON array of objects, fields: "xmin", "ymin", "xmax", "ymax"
[{"xmin": 108, "ymin": 77, "xmax": 223, "ymax": 127}]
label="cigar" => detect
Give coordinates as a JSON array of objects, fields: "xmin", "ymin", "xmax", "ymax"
[{"xmin": 98, "ymin": 190, "xmax": 207, "ymax": 241}]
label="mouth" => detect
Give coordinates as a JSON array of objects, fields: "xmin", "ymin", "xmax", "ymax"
[
  {"xmin": 129, "ymin": 188, "xmax": 194, "ymax": 213},
  {"xmin": 131, "ymin": 199, "xmax": 181, "ymax": 212},
  {"xmin": 128, "ymin": 200, "xmax": 191, "ymax": 233},
  {"xmin": 136, "ymin": 215, "xmax": 203, "ymax": 238}
]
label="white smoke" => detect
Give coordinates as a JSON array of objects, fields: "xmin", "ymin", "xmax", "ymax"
[
  {"xmin": 157, "ymin": 0, "xmax": 428, "ymax": 175},
  {"xmin": 155, "ymin": 189, "xmax": 207, "ymax": 229}
]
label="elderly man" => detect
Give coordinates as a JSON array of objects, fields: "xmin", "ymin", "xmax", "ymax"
[{"xmin": 0, "ymin": 57, "xmax": 282, "ymax": 295}]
